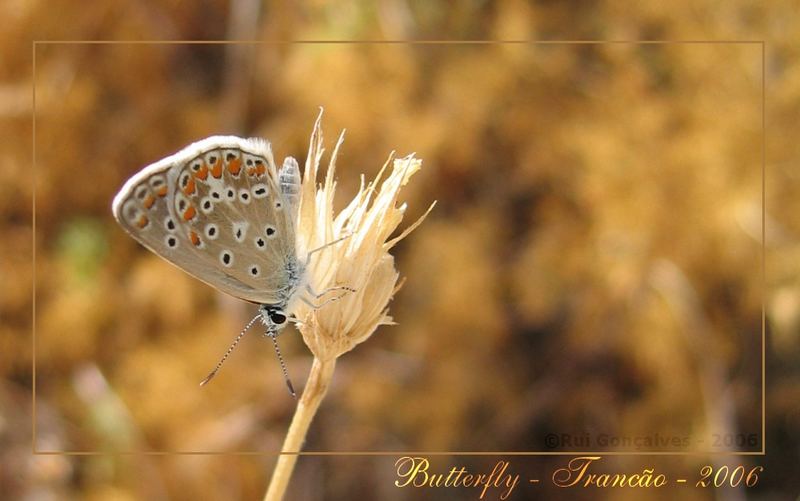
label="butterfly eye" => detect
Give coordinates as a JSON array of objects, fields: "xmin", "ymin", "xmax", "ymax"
[{"xmin": 269, "ymin": 310, "xmax": 287, "ymax": 325}]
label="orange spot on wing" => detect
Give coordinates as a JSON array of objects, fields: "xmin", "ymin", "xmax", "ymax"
[
  {"xmin": 182, "ymin": 206, "xmax": 197, "ymax": 221},
  {"xmin": 256, "ymin": 164, "xmax": 266, "ymax": 176},
  {"xmin": 143, "ymin": 195, "xmax": 156, "ymax": 209},
  {"xmin": 136, "ymin": 215, "xmax": 149, "ymax": 228},
  {"xmin": 247, "ymin": 166, "xmax": 257, "ymax": 176},
  {"xmin": 183, "ymin": 177, "xmax": 196, "ymax": 195},
  {"xmin": 189, "ymin": 230, "xmax": 201, "ymax": 247},
  {"xmin": 227, "ymin": 158, "xmax": 242, "ymax": 175},
  {"xmin": 156, "ymin": 185, "xmax": 168, "ymax": 197},
  {"xmin": 211, "ymin": 158, "xmax": 223, "ymax": 178},
  {"xmin": 195, "ymin": 165, "xmax": 208, "ymax": 180}
]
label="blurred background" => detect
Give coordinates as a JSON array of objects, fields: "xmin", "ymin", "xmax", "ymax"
[{"xmin": 2, "ymin": 1, "xmax": 799, "ymax": 500}]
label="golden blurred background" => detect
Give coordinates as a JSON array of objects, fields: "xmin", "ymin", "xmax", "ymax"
[{"xmin": 2, "ymin": 1, "xmax": 799, "ymax": 499}]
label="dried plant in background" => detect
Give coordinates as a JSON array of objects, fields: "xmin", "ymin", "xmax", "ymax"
[{"xmin": 264, "ymin": 114, "xmax": 434, "ymax": 501}]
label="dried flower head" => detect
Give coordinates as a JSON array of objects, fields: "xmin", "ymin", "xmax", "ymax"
[
  {"xmin": 264, "ymin": 113, "xmax": 432, "ymax": 501},
  {"xmin": 291, "ymin": 114, "xmax": 433, "ymax": 362}
]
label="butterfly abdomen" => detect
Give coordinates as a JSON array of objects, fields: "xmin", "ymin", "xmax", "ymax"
[{"xmin": 278, "ymin": 157, "xmax": 301, "ymax": 216}]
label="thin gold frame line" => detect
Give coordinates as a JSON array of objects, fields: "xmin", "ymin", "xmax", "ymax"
[
  {"xmin": 32, "ymin": 450, "xmax": 768, "ymax": 457},
  {"xmin": 32, "ymin": 39, "xmax": 764, "ymax": 45},
  {"xmin": 31, "ymin": 39, "xmax": 767, "ymax": 457},
  {"xmin": 760, "ymin": 41, "xmax": 766, "ymax": 456},
  {"xmin": 31, "ymin": 39, "xmax": 38, "ymax": 457}
]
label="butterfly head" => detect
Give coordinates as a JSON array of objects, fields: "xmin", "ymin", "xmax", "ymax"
[{"xmin": 259, "ymin": 304, "xmax": 290, "ymax": 333}]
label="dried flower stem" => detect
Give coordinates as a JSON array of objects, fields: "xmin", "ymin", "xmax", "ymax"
[{"xmin": 264, "ymin": 357, "xmax": 335, "ymax": 501}]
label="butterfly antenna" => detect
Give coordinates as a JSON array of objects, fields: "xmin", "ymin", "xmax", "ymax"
[
  {"xmin": 199, "ymin": 313, "xmax": 261, "ymax": 387},
  {"xmin": 268, "ymin": 331, "xmax": 296, "ymax": 397}
]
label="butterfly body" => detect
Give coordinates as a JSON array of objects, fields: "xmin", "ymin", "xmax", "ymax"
[{"xmin": 112, "ymin": 136, "xmax": 306, "ymax": 330}]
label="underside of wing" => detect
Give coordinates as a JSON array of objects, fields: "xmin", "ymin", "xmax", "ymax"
[{"xmin": 112, "ymin": 136, "xmax": 299, "ymax": 305}]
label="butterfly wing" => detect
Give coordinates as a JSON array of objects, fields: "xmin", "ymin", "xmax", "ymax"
[{"xmin": 112, "ymin": 136, "xmax": 300, "ymax": 305}]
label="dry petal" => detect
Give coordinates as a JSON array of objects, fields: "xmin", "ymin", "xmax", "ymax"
[{"xmin": 291, "ymin": 111, "xmax": 432, "ymax": 361}]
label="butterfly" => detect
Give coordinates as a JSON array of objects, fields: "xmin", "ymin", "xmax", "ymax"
[{"xmin": 112, "ymin": 136, "xmax": 350, "ymax": 396}]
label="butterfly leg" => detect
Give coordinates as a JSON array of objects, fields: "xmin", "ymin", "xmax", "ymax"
[
  {"xmin": 305, "ymin": 283, "xmax": 357, "ymax": 299},
  {"xmin": 300, "ymin": 282, "xmax": 356, "ymax": 310},
  {"xmin": 299, "ymin": 293, "xmax": 349, "ymax": 310}
]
